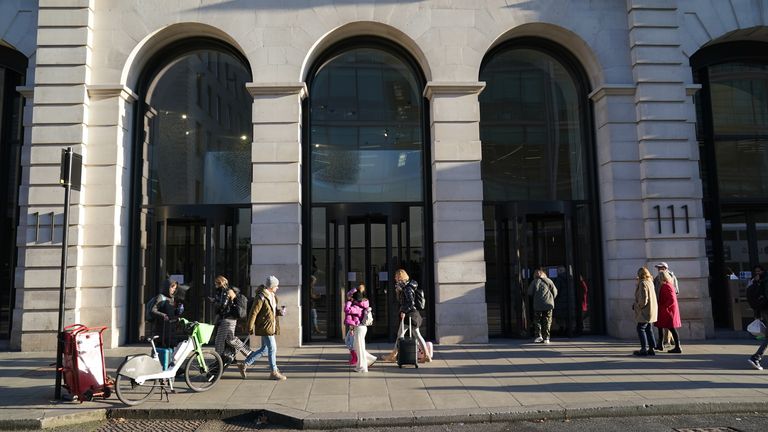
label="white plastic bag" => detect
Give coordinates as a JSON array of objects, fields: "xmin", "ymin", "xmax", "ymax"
[{"xmin": 747, "ymin": 319, "xmax": 766, "ymax": 336}]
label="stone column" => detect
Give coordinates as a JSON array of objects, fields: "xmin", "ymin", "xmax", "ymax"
[
  {"xmin": 13, "ymin": 0, "xmax": 94, "ymax": 351},
  {"xmin": 424, "ymin": 82, "xmax": 488, "ymax": 344},
  {"xmin": 246, "ymin": 82, "xmax": 307, "ymax": 348},
  {"xmin": 627, "ymin": 0, "xmax": 712, "ymax": 338}
]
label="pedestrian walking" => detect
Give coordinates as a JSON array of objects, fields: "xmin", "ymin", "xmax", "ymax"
[
  {"xmin": 239, "ymin": 275, "xmax": 287, "ymax": 380},
  {"xmin": 528, "ymin": 268, "xmax": 558, "ymax": 344},
  {"xmin": 209, "ymin": 275, "xmax": 251, "ymax": 367},
  {"xmin": 653, "ymin": 262, "xmax": 679, "ymax": 350},
  {"xmin": 655, "ymin": 270, "xmax": 683, "ymax": 353},
  {"xmin": 747, "ymin": 265, "xmax": 768, "ymax": 370},
  {"xmin": 382, "ymin": 269, "xmax": 432, "ymax": 362},
  {"xmin": 344, "ymin": 283, "xmax": 377, "ymax": 373},
  {"xmin": 632, "ymin": 267, "xmax": 657, "ymax": 356}
]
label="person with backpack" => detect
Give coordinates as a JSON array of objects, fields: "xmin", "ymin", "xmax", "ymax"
[
  {"xmin": 209, "ymin": 275, "xmax": 251, "ymax": 368},
  {"xmin": 528, "ymin": 268, "xmax": 558, "ymax": 344},
  {"xmin": 382, "ymin": 269, "xmax": 431, "ymax": 363},
  {"xmin": 344, "ymin": 283, "xmax": 377, "ymax": 373},
  {"xmin": 149, "ymin": 279, "xmax": 182, "ymax": 348},
  {"xmin": 747, "ymin": 265, "xmax": 768, "ymax": 370},
  {"xmin": 238, "ymin": 275, "xmax": 287, "ymax": 381}
]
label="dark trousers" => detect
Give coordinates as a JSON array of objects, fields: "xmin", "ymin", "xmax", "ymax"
[{"xmin": 637, "ymin": 322, "xmax": 656, "ymax": 351}]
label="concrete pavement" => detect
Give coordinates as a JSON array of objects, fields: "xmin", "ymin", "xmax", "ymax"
[{"xmin": 1, "ymin": 337, "xmax": 768, "ymax": 429}]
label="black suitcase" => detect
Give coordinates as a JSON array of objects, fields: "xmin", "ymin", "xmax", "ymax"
[{"xmin": 397, "ymin": 318, "xmax": 419, "ymax": 368}]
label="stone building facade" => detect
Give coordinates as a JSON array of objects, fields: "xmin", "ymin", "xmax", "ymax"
[{"xmin": 1, "ymin": 0, "xmax": 767, "ymax": 351}]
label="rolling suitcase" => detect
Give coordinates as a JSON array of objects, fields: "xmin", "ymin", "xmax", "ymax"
[{"xmin": 397, "ymin": 317, "xmax": 419, "ymax": 368}]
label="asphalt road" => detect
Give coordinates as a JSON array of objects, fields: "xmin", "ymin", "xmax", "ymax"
[{"xmin": 32, "ymin": 412, "xmax": 768, "ymax": 432}]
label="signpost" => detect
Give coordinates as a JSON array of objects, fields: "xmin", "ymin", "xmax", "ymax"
[{"xmin": 54, "ymin": 147, "xmax": 81, "ymax": 400}]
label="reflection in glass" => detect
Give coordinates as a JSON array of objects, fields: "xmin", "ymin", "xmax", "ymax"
[
  {"xmin": 480, "ymin": 49, "xmax": 586, "ymax": 201},
  {"xmin": 707, "ymin": 62, "xmax": 768, "ymax": 198},
  {"xmin": 310, "ymin": 48, "xmax": 423, "ymax": 203},
  {"xmin": 145, "ymin": 51, "xmax": 252, "ymax": 206}
]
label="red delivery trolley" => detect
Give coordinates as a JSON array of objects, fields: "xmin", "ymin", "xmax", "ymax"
[{"xmin": 60, "ymin": 324, "xmax": 112, "ymax": 401}]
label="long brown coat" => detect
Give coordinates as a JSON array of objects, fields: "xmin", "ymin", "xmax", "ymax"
[
  {"xmin": 634, "ymin": 279, "xmax": 658, "ymax": 323},
  {"xmin": 247, "ymin": 286, "xmax": 281, "ymax": 336}
]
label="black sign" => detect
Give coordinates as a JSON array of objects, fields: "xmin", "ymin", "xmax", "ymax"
[{"xmin": 59, "ymin": 148, "xmax": 82, "ymax": 191}]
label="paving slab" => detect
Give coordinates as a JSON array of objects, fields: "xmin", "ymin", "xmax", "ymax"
[{"xmin": 1, "ymin": 338, "xmax": 768, "ymax": 429}]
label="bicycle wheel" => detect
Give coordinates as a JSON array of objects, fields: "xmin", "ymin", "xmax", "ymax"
[
  {"xmin": 184, "ymin": 349, "xmax": 223, "ymax": 392},
  {"xmin": 114, "ymin": 365, "xmax": 156, "ymax": 406}
]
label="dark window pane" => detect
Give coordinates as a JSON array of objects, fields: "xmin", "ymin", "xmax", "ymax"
[
  {"xmin": 480, "ymin": 48, "xmax": 587, "ymax": 201},
  {"xmin": 310, "ymin": 48, "xmax": 423, "ymax": 203},
  {"xmin": 146, "ymin": 50, "xmax": 251, "ymax": 206}
]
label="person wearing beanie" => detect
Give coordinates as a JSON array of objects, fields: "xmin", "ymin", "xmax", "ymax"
[{"xmin": 239, "ymin": 275, "xmax": 287, "ymax": 381}]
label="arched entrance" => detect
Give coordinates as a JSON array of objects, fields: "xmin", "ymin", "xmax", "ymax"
[
  {"xmin": 0, "ymin": 45, "xmax": 26, "ymax": 342},
  {"xmin": 691, "ymin": 41, "xmax": 768, "ymax": 329},
  {"xmin": 128, "ymin": 39, "xmax": 253, "ymax": 341},
  {"xmin": 303, "ymin": 38, "xmax": 432, "ymax": 343},
  {"xmin": 479, "ymin": 39, "xmax": 602, "ymax": 338}
]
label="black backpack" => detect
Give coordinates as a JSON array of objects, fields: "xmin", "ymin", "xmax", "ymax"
[
  {"xmin": 746, "ymin": 279, "xmax": 768, "ymax": 311},
  {"xmin": 234, "ymin": 290, "xmax": 248, "ymax": 319},
  {"xmin": 145, "ymin": 294, "xmax": 168, "ymax": 323},
  {"xmin": 413, "ymin": 285, "xmax": 426, "ymax": 311}
]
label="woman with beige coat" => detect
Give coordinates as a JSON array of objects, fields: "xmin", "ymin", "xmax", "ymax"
[{"xmin": 633, "ymin": 267, "xmax": 658, "ymax": 356}]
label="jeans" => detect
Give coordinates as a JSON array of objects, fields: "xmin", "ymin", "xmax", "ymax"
[
  {"xmin": 636, "ymin": 322, "xmax": 656, "ymax": 351},
  {"xmin": 753, "ymin": 311, "xmax": 768, "ymax": 361},
  {"xmin": 244, "ymin": 335, "xmax": 277, "ymax": 371}
]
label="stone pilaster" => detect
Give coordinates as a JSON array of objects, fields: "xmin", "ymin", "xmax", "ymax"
[
  {"xmin": 589, "ymin": 84, "xmax": 643, "ymax": 339},
  {"xmin": 81, "ymin": 84, "xmax": 137, "ymax": 347},
  {"xmin": 424, "ymin": 82, "xmax": 488, "ymax": 344},
  {"xmin": 13, "ymin": 0, "xmax": 94, "ymax": 351},
  {"xmin": 246, "ymin": 82, "xmax": 307, "ymax": 348},
  {"xmin": 627, "ymin": 0, "xmax": 712, "ymax": 338}
]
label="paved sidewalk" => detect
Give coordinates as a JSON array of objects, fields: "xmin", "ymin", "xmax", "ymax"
[{"xmin": 1, "ymin": 337, "xmax": 768, "ymax": 429}]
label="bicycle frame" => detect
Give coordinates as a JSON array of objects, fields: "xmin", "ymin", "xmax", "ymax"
[{"xmin": 118, "ymin": 319, "xmax": 212, "ymax": 389}]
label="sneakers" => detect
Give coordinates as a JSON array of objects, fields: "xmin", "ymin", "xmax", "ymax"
[
  {"xmin": 748, "ymin": 357, "xmax": 763, "ymax": 370},
  {"xmin": 237, "ymin": 362, "xmax": 248, "ymax": 379},
  {"xmin": 543, "ymin": 339, "xmax": 550, "ymax": 344},
  {"xmin": 533, "ymin": 337, "xmax": 544, "ymax": 343},
  {"xmin": 270, "ymin": 369, "xmax": 287, "ymax": 381}
]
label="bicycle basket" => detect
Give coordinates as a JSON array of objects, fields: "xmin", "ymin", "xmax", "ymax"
[{"xmin": 195, "ymin": 322, "xmax": 216, "ymax": 344}]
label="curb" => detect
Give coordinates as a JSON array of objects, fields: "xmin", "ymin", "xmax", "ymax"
[
  {"xmin": 106, "ymin": 400, "xmax": 768, "ymax": 430},
  {"xmin": 0, "ymin": 409, "xmax": 106, "ymax": 431}
]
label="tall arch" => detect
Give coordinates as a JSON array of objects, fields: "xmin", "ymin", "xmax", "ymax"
[
  {"xmin": 301, "ymin": 37, "xmax": 434, "ymax": 343},
  {"xmin": 479, "ymin": 37, "xmax": 602, "ymax": 338},
  {"xmin": 0, "ymin": 44, "xmax": 27, "ymax": 341},
  {"xmin": 127, "ymin": 37, "xmax": 253, "ymax": 342},
  {"xmin": 691, "ymin": 40, "xmax": 768, "ymax": 328}
]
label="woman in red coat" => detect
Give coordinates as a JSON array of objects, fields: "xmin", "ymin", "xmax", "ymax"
[{"xmin": 654, "ymin": 270, "xmax": 682, "ymax": 353}]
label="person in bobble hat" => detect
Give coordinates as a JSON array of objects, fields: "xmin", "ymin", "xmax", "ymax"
[{"xmin": 239, "ymin": 275, "xmax": 287, "ymax": 381}]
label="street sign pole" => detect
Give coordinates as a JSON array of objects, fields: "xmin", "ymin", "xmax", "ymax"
[{"xmin": 54, "ymin": 147, "xmax": 80, "ymax": 400}]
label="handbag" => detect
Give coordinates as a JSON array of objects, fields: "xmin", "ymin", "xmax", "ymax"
[
  {"xmin": 344, "ymin": 329, "xmax": 354, "ymax": 349},
  {"xmin": 361, "ymin": 307, "xmax": 374, "ymax": 326},
  {"xmin": 747, "ymin": 318, "xmax": 766, "ymax": 337}
]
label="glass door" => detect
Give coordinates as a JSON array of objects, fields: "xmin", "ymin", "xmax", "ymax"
[
  {"xmin": 486, "ymin": 203, "xmax": 589, "ymax": 338},
  {"xmin": 147, "ymin": 207, "xmax": 250, "ymax": 332},
  {"xmin": 307, "ymin": 204, "xmax": 428, "ymax": 342}
]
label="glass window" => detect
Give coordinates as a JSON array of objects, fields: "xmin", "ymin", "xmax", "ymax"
[
  {"xmin": 309, "ymin": 48, "xmax": 423, "ymax": 203},
  {"xmin": 707, "ymin": 63, "xmax": 768, "ymax": 199},
  {"xmin": 480, "ymin": 48, "xmax": 587, "ymax": 201},
  {"xmin": 145, "ymin": 50, "xmax": 252, "ymax": 206}
]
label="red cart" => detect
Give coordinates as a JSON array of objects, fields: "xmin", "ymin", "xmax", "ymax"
[{"xmin": 60, "ymin": 324, "xmax": 112, "ymax": 402}]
